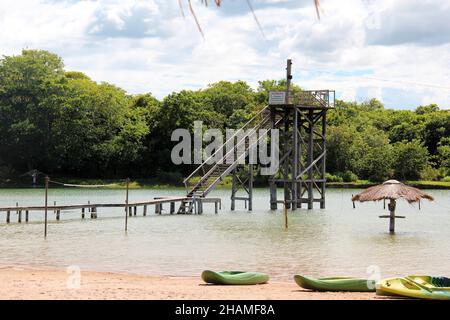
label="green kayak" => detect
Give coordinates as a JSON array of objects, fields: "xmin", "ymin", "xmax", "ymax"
[
  {"xmin": 294, "ymin": 275, "xmax": 376, "ymax": 292},
  {"xmin": 377, "ymin": 276, "xmax": 450, "ymax": 300},
  {"xmin": 201, "ymin": 270, "xmax": 269, "ymax": 285}
]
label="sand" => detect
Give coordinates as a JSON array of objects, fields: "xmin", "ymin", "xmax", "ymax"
[{"xmin": 0, "ymin": 265, "xmax": 380, "ymax": 300}]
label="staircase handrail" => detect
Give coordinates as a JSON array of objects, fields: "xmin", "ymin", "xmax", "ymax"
[{"xmin": 183, "ymin": 106, "xmax": 269, "ymax": 186}]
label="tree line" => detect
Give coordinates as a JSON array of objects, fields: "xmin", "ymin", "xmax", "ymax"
[{"xmin": 0, "ymin": 50, "xmax": 449, "ymax": 184}]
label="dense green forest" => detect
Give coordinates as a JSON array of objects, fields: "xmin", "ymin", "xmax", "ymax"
[{"xmin": 0, "ymin": 50, "xmax": 449, "ymax": 185}]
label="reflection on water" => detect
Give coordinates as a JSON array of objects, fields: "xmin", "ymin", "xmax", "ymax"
[{"xmin": 0, "ymin": 188, "xmax": 449, "ymax": 280}]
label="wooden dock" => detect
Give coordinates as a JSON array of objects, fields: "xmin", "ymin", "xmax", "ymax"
[{"xmin": 0, "ymin": 196, "xmax": 222, "ymax": 224}]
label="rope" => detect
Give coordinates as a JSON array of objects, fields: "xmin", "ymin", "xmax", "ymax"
[{"xmin": 49, "ymin": 180, "xmax": 122, "ymax": 188}]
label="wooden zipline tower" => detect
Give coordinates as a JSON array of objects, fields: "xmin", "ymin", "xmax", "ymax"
[
  {"xmin": 182, "ymin": 59, "xmax": 334, "ymax": 213},
  {"xmin": 268, "ymin": 60, "xmax": 335, "ymax": 210}
]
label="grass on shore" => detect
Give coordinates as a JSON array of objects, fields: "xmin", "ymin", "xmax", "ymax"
[{"xmin": 2, "ymin": 177, "xmax": 450, "ymax": 189}]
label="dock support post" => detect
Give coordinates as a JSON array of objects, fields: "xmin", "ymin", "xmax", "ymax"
[
  {"xmin": 133, "ymin": 206, "xmax": 137, "ymax": 216},
  {"xmin": 198, "ymin": 199, "xmax": 203, "ymax": 215},
  {"xmin": 56, "ymin": 210, "xmax": 60, "ymax": 221},
  {"xmin": 6, "ymin": 210, "xmax": 10, "ymax": 223},
  {"xmin": 270, "ymin": 181, "xmax": 277, "ymax": 210},
  {"xmin": 25, "ymin": 210, "xmax": 29, "ymax": 222},
  {"xmin": 231, "ymin": 169, "xmax": 236, "ymax": 211},
  {"xmin": 307, "ymin": 109, "xmax": 314, "ymax": 210},
  {"xmin": 143, "ymin": 205, "xmax": 147, "ymax": 216},
  {"xmin": 18, "ymin": 210, "xmax": 22, "ymax": 223},
  {"xmin": 125, "ymin": 178, "xmax": 129, "ymax": 232},
  {"xmin": 215, "ymin": 201, "xmax": 218, "ymax": 214},
  {"xmin": 92, "ymin": 207, "xmax": 97, "ymax": 219},
  {"xmin": 248, "ymin": 164, "xmax": 253, "ymax": 211},
  {"xmin": 155, "ymin": 203, "xmax": 161, "ymax": 214},
  {"xmin": 320, "ymin": 110, "xmax": 326, "ymax": 209},
  {"xmin": 16, "ymin": 203, "xmax": 20, "ymax": 223},
  {"xmin": 170, "ymin": 202, "xmax": 175, "ymax": 214},
  {"xmin": 44, "ymin": 176, "xmax": 49, "ymax": 238},
  {"xmin": 82, "ymin": 208, "xmax": 85, "ymax": 219}
]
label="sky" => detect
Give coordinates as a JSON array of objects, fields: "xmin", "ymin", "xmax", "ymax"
[{"xmin": 0, "ymin": 0, "xmax": 449, "ymax": 109}]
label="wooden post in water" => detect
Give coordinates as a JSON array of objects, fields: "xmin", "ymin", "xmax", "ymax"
[
  {"xmin": 284, "ymin": 201, "xmax": 288, "ymax": 229},
  {"xmin": 133, "ymin": 206, "xmax": 137, "ymax": 216},
  {"xmin": 6, "ymin": 210, "xmax": 10, "ymax": 223},
  {"xmin": 25, "ymin": 210, "xmax": 29, "ymax": 222},
  {"xmin": 16, "ymin": 203, "xmax": 21, "ymax": 223},
  {"xmin": 170, "ymin": 202, "xmax": 175, "ymax": 214},
  {"xmin": 388, "ymin": 199, "xmax": 396, "ymax": 234},
  {"xmin": 56, "ymin": 210, "xmax": 60, "ymax": 221},
  {"xmin": 125, "ymin": 178, "xmax": 129, "ymax": 232},
  {"xmin": 81, "ymin": 208, "xmax": 85, "ymax": 219},
  {"xmin": 143, "ymin": 205, "xmax": 147, "ymax": 216},
  {"xmin": 44, "ymin": 176, "xmax": 49, "ymax": 238}
]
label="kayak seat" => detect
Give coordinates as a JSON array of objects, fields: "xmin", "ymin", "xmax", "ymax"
[{"xmin": 431, "ymin": 277, "xmax": 450, "ymax": 288}]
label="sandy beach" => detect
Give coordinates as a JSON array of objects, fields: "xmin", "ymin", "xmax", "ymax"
[{"xmin": 0, "ymin": 265, "xmax": 382, "ymax": 300}]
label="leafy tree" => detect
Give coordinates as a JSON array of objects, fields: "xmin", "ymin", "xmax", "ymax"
[
  {"xmin": 0, "ymin": 50, "xmax": 65, "ymax": 172},
  {"xmin": 423, "ymin": 112, "xmax": 450, "ymax": 155},
  {"xmin": 415, "ymin": 104, "xmax": 439, "ymax": 114},
  {"xmin": 392, "ymin": 140, "xmax": 429, "ymax": 180},
  {"xmin": 437, "ymin": 137, "xmax": 450, "ymax": 175}
]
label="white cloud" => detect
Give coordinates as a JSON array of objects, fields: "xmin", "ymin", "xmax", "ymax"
[{"xmin": 0, "ymin": 0, "xmax": 448, "ymax": 109}]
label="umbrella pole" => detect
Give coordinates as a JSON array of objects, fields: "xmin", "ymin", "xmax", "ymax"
[{"xmin": 388, "ymin": 199, "xmax": 396, "ymax": 234}]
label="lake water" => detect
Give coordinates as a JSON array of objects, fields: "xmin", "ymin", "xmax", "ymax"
[{"xmin": 1, "ymin": 188, "xmax": 450, "ymax": 280}]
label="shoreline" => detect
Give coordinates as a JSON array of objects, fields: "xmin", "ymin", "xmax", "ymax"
[
  {"xmin": 0, "ymin": 265, "xmax": 380, "ymax": 300},
  {"xmin": 1, "ymin": 180, "xmax": 449, "ymax": 190}
]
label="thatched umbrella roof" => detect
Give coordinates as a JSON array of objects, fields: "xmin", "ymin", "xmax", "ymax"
[{"xmin": 352, "ymin": 180, "xmax": 434, "ymax": 204}]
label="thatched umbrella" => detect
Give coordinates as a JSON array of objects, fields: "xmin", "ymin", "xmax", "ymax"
[{"xmin": 352, "ymin": 180, "xmax": 434, "ymax": 234}]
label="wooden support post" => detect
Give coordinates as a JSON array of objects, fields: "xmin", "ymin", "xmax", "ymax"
[
  {"xmin": 215, "ymin": 201, "xmax": 218, "ymax": 214},
  {"xmin": 90, "ymin": 202, "xmax": 94, "ymax": 218},
  {"xmin": 307, "ymin": 109, "xmax": 314, "ymax": 210},
  {"xmin": 16, "ymin": 203, "xmax": 21, "ymax": 223},
  {"xmin": 231, "ymin": 170, "xmax": 236, "ymax": 211},
  {"xmin": 320, "ymin": 110, "xmax": 326, "ymax": 209},
  {"xmin": 283, "ymin": 109, "xmax": 291, "ymax": 210},
  {"xmin": 53, "ymin": 201, "xmax": 56, "ymax": 216},
  {"xmin": 133, "ymin": 206, "xmax": 137, "ymax": 216},
  {"xmin": 292, "ymin": 108, "xmax": 298, "ymax": 212},
  {"xmin": 155, "ymin": 203, "xmax": 161, "ymax": 214},
  {"xmin": 170, "ymin": 202, "xmax": 175, "ymax": 214},
  {"xmin": 388, "ymin": 199, "xmax": 396, "ymax": 234},
  {"xmin": 93, "ymin": 207, "xmax": 97, "ymax": 219},
  {"xmin": 44, "ymin": 176, "xmax": 49, "ymax": 238},
  {"xmin": 143, "ymin": 205, "xmax": 147, "ymax": 216},
  {"xmin": 284, "ymin": 201, "xmax": 288, "ymax": 229},
  {"xmin": 25, "ymin": 210, "xmax": 29, "ymax": 222},
  {"xmin": 56, "ymin": 210, "xmax": 60, "ymax": 221},
  {"xmin": 6, "ymin": 210, "xmax": 10, "ymax": 223},
  {"xmin": 198, "ymin": 199, "xmax": 203, "ymax": 215},
  {"xmin": 81, "ymin": 208, "xmax": 85, "ymax": 219},
  {"xmin": 88, "ymin": 201, "xmax": 92, "ymax": 218},
  {"xmin": 125, "ymin": 178, "xmax": 129, "ymax": 232},
  {"xmin": 270, "ymin": 181, "xmax": 277, "ymax": 210},
  {"xmin": 248, "ymin": 164, "xmax": 253, "ymax": 212}
]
